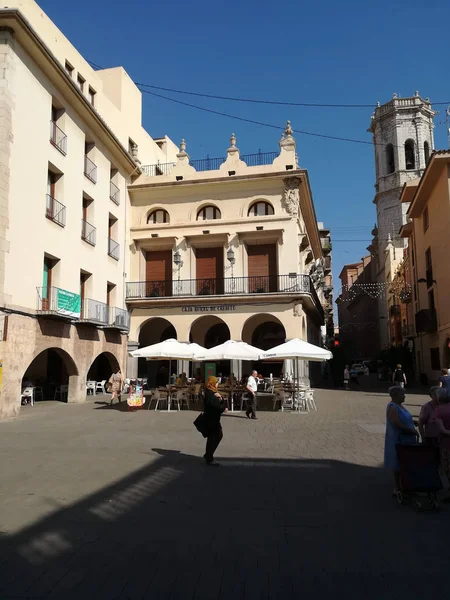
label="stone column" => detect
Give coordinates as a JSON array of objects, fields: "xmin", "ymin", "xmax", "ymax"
[{"xmin": 127, "ymin": 340, "xmax": 139, "ymax": 378}]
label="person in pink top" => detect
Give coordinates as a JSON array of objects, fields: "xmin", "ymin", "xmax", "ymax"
[
  {"xmin": 433, "ymin": 388, "xmax": 450, "ymax": 500},
  {"xmin": 419, "ymin": 386, "xmax": 440, "ymax": 446}
]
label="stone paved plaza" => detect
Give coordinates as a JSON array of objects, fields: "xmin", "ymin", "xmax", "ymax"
[{"xmin": 1, "ymin": 388, "xmax": 449, "ymax": 599}]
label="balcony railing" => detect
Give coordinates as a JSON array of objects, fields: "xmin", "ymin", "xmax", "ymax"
[
  {"xmin": 81, "ymin": 298, "xmax": 109, "ymax": 324},
  {"xmin": 127, "ymin": 274, "xmax": 312, "ymax": 299},
  {"xmin": 140, "ymin": 150, "xmax": 279, "ymax": 177},
  {"xmin": 81, "ymin": 219, "xmax": 96, "ymax": 246},
  {"xmin": 109, "ymin": 181, "xmax": 120, "ymax": 205},
  {"xmin": 389, "ymin": 304, "xmax": 401, "ymax": 318},
  {"xmin": 401, "ymin": 324, "xmax": 415, "ymax": 338},
  {"xmin": 45, "ymin": 195, "xmax": 66, "ymax": 227},
  {"xmin": 141, "ymin": 162, "xmax": 176, "ymax": 177},
  {"xmin": 50, "ymin": 120, "xmax": 67, "ymax": 155},
  {"xmin": 37, "ymin": 286, "xmax": 81, "ymax": 319},
  {"xmin": 415, "ymin": 309, "xmax": 437, "ymax": 334},
  {"xmin": 107, "ymin": 306, "xmax": 130, "ymax": 331},
  {"xmin": 108, "ymin": 238, "xmax": 120, "ymax": 260},
  {"xmin": 84, "ymin": 155, "xmax": 97, "ymax": 183}
]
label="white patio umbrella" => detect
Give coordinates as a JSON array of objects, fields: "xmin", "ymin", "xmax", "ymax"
[
  {"xmin": 261, "ymin": 338, "xmax": 332, "ymax": 397},
  {"xmin": 193, "ymin": 340, "xmax": 262, "ymax": 361},
  {"xmin": 130, "ymin": 339, "xmax": 207, "ymax": 411},
  {"xmin": 130, "ymin": 338, "xmax": 205, "ymax": 360},
  {"xmin": 260, "ymin": 338, "xmax": 332, "ymax": 363}
]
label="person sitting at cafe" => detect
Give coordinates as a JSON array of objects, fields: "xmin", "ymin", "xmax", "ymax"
[{"xmin": 229, "ymin": 373, "xmax": 237, "ymax": 387}]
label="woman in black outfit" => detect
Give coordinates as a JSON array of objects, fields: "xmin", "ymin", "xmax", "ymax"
[{"xmin": 203, "ymin": 376, "xmax": 227, "ymax": 466}]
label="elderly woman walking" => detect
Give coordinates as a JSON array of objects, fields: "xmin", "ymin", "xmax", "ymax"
[
  {"xmin": 203, "ymin": 376, "xmax": 227, "ymax": 466},
  {"xmin": 384, "ymin": 385, "xmax": 418, "ymax": 494}
]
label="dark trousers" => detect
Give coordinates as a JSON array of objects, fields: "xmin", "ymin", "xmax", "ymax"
[
  {"xmin": 205, "ymin": 427, "xmax": 223, "ymax": 462},
  {"xmin": 246, "ymin": 393, "xmax": 256, "ymax": 417}
]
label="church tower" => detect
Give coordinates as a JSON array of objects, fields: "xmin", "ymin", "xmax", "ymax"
[{"xmin": 368, "ymin": 92, "xmax": 436, "ymax": 347}]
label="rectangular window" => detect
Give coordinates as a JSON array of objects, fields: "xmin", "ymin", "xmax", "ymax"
[
  {"xmin": 423, "ymin": 206, "xmax": 429, "ymax": 232},
  {"xmin": 88, "ymin": 87, "xmax": 96, "ymax": 106},
  {"xmin": 107, "ymin": 282, "xmax": 116, "ymax": 307},
  {"xmin": 65, "ymin": 61, "xmax": 74, "ymax": 77},
  {"xmin": 425, "ymin": 247, "xmax": 433, "ymax": 288},
  {"xmin": 428, "ymin": 289, "xmax": 435, "ymax": 311},
  {"xmin": 77, "ymin": 74, "xmax": 85, "ymax": 93},
  {"xmin": 430, "ymin": 347, "xmax": 441, "ymax": 371}
]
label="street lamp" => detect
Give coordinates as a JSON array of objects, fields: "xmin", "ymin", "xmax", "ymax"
[
  {"xmin": 173, "ymin": 250, "xmax": 183, "ymax": 293},
  {"xmin": 227, "ymin": 247, "xmax": 235, "ymax": 289}
]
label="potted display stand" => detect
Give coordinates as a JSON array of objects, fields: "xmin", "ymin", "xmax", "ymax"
[{"xmin": 127, "ymin": 378, "xmax": 145, "ymax": 410}]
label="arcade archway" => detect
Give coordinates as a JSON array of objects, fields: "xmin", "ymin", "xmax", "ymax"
[
  {"xmin": 87, "ymin": 352, "xmax": 120, "ymax": 383},
  {"xmin": 190, "ymin": 316, "xmax": 231, "ymax": 379},
  {"xmin": 21, "ymin": 347, "xmax": 79, "ymax": 403},
  {"xmin": 242, "ymin": 314, "xmax": 286, "ymax": 376},
  {"xmin": 138, "ymin": 318, "xmax": 177, "ymax": 386}
]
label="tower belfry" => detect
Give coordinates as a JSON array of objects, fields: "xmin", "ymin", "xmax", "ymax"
[{"xmin": 368, "ymin": 92, "xmax": 436, "ymax": 347}]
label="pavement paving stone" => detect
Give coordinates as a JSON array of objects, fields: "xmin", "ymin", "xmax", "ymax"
[{"xmin": 0, "ymin": 388, "xmax": 445, "ymax": 599}]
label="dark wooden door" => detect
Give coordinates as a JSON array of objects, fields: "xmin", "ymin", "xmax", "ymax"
[
  {"xmin": 247, "ymin": 244, "xmax": 277, "ymax": 292},
  {"xmin": 196, "ymin": 247, "xmax": 224, "ymax": 295},
  {"xmin": 146, "ymin": 250, "xmax": 172, "ymax": 297}
]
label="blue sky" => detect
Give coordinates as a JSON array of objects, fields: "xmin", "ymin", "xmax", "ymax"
[{"xmin": 39, "ymin": 0, "xmax": 449, "ymax": 289}]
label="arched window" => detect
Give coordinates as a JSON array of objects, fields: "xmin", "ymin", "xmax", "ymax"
[
  {"xmin": 248, "ymin": 201, "xmax": 274, "ymax": 217},
  {"xmin": 196, "ymin": 205, "xmax": 221, "ymax": 220},
  {"xmin": 147, "ymin": 209, "xmax": 169, "ymax": 224},
  {"xmin": 405, "ymin": 139, "xmax": 415, "ymax": 170},
  {"xmin": 424, "ymin": 141, "xmax": 430, "ymax": 165},
  {"xmin": 386, "ymin": 143, "xmax": 395, "ymax": 174}
]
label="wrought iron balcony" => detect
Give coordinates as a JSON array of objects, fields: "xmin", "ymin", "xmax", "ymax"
[
  {"xmin": 45, "ymin": 195, "xmax": 66, "ymax": 227},
  {"xmin": 109, "ymin": 181, "xmax": 120, "ymax": 205},
  {"xmin": 80, "ymin": 298, "xmax": 109, "ymax": 325},
  {"xmin": 50, "ymin": 121, "xmax": 67, "ymax": 155},
  {"xmin": 140, "ymin": 150, "xmax": 279, "ymax": 177},
  {"xmin": 401, "ymin": 323, "xmax": 415, "ymax": 338},
  {"xmin": 36, "ymin": 286, "xmax": 81, "ymax": 319},
  {"xmin": 81, "ymin": 219, "xmax": 96, "ymax": 246},
  {"xmin": 108, "ymin": 238, "xmax": 120, "ymax": 260},
  {"xmin": 105, "ymin": 306, "xmax": 130, "ymax": 331},
  {"xmin": 84, "ymin": 155, "xmax": 97, "ymax": 183}
]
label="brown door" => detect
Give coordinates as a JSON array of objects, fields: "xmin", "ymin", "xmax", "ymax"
[
  {"xmin": 146, "ymin": 250, "xmax": 172, "ymax": 297},
  {"xmin": 247, "ymin": 244, "xmax": 277, "ymax": 292},
  {"xmin": 196, "ymin": 247, "xmax": 223, "ymax": 295}
]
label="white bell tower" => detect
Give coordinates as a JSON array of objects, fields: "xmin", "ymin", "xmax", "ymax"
[{"xmin": 368, "ymin": 92, "xmax": 436, "ymax": 348}]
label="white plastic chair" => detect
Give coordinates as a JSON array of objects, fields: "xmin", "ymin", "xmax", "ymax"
[
  {"xmin": 86, "ymin": 381, "xmax": 96, "ymax": 395},
  {"xmin": 305, "ymin": 389, "xmax": 317, "ymax": 411},
  {"xmin": 153, "ymin": 389, "xmax": 169, "ymax": 411},
  {"xmin": 123, "ymin": 378, "xmax": 130, "ymax": 394},
  {"xmin": 54, "ymin": 384, "xmax": 68, "ymax": 401},
  {"xmin": 175, "ymin": 389, "xmax": 189, "ymax": 410},
  {"xmin": 96, "ymin": 380, "xmax": 107, "ymax": 394},
  {"xmin": 22, "ymin": 387, "xmax": 34, "ymax": 406}
]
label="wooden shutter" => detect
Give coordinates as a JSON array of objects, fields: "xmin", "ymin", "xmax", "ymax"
[
  {"xmin": 146, "ymin": 250, "xmax": 172, "ymax": 297},
  {"xmin": 247, "ymin": 244, "xmax": 277, "ymax": 292},
  {"xmin": 196, "ymin": 247, "xmax": 224, "ymax": 295}
]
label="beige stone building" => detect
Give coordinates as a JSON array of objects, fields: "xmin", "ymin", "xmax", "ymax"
[
  {"xmin": 0, "ymin": 1, "xmax": 178, "ymax": 418},
  {"xmin": 126, "ymin": 126, "xmax": 326, "ymax": 386},
  {"xmin": 400, "ymin": 151, "xmax": 450, "ymax": 382}
]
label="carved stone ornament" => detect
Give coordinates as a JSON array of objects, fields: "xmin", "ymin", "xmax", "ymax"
[
  {"xmin": 131, "ymin": 143, "xmax": 141, "ymax": 165},
  {"xmin": 293, "ymin": 302, "xmax": 302, "ymax": 317},
  {"xmin": 283, "ymin": 177, "xmax": 300, "ymax": 216}
]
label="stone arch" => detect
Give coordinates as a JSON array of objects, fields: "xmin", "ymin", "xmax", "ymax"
[
  {"xmin": 138, "ymin": 317, "xmax": 177, "ymax": 385},
  {"xmin": 247, "ymin": 199, "xmax": 275, "ymax": 218},
  {"xmin": 87, "ymin": 351, "xmax": 120, "ymax": 383},
  {"xmin": 189, "ymin": 315, "xmax": 230, "ymax": 347},
  {"xmin": 21, "ymin": 347, "xmax": 79, "ymax": 404},
  {"xmin": 404, "ymin": 139, "xmax": 416, "ymax": 170},
  {"xmin": 242, "ymin": 314, "xmax": 286, "ymax": 377},
  {"xmin": 195, "ymin": 203, "xmax": 221, "ymax": 221},
  {"xmin": 190, "ymin": 316, "xmax": 231, "ymax": 379},
  {"xmin": 142, "ymin": 206, "xmax": 170, "ymax": 226}
]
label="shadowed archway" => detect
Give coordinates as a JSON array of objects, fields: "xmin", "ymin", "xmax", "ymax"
[{"xmin": 22, "ymin": 347, "xmax": 79, "ymax": 403}]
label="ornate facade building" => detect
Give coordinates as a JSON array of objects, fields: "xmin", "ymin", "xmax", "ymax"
[{"xmin": 126, "ymin": 126, "xmax": 327, "ymax": 385}]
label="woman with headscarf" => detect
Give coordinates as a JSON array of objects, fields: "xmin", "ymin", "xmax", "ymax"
[{"xmin": 203, "ymin": 376, "xmax": 227, "ymax": 466}]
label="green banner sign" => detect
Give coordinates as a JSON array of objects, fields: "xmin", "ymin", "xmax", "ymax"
[{"xmin": 56, "ymin": 288, "xmax": 81, "ymax": 318}]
